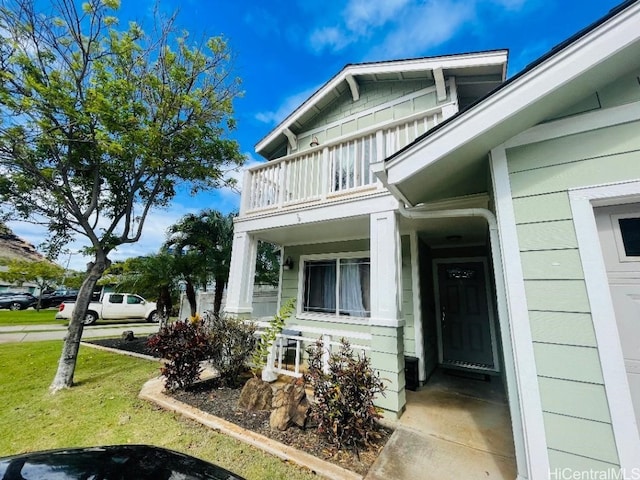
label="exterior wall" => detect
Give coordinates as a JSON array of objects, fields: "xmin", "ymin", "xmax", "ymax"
[
  {"xmin": 505, "ymin": 112, "xmax": 640, "ymax": 469},
  {"xmin": 296, "ymin": 81, "xmax": 443, "ymax": 153},
  {"xmin": 401, "ymin": 235, "xmax": 415, "ymax": 357},
  {"xmin": 546, "ymin": 67, "xmax": 640, "ymax": 121}
]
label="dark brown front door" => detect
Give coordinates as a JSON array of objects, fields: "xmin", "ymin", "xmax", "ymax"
[{"xmin": 437, "ymin": 262, "xmax": 495, "ymax": 370}]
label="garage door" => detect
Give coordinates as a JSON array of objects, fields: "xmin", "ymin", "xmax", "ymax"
[{"xmin": 596, "ymin": 203, "xmax": 640, "ymax": 434}]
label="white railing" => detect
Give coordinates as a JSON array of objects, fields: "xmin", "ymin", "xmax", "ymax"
[
  {"xmin": 242, "ymin": 106, "xmax": 448, "ymax": 215},
  {"xmin": 253, "ymin": 321, "xmax": 372, "ymax": 379}
]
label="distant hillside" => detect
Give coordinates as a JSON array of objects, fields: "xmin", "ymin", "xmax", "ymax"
[{"xmin": 0, "ymin": 223, "xmax": 46, "ymax": 262}]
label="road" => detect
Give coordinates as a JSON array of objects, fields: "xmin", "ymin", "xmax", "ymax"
[{"xmin": 0, "ymin": 322, "xmax": 161, "ymax": 344}]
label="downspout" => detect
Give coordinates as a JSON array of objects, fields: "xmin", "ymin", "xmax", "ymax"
[{"xmin": 393, "ymin": 200, "xmax": 527, "ymax": 480}]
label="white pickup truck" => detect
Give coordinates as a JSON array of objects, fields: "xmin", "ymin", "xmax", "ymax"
[{"xmin": 55, "ymin": 293, "xmax": 159, "ymax": 325}]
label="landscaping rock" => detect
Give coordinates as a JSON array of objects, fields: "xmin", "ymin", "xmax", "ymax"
[
  {"xmin": 237, "ymin": 377, "xmax": 273, "ymax": 411},
  {"xmin": 269, "ymin": 382, "xmax": 310, "ymax": 431},
  {"xmin": 121, "ymin": 330, "xmax": 135, "ymax": 341}
]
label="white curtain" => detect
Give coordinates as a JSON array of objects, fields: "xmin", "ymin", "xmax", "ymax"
[{"xmin": 339, "ymin": 261, "xmax": 367, "ymax": 317}]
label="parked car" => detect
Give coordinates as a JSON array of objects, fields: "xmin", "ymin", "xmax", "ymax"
[
  {"xmin": 0, "ymin": 292, "xmax": 37, "ymax": 310},
  {"xmin": 55, "ymin": 292, "xmax": 159, "ymax": 325},
  {"xmin": 38, "ymin": 289, "xmax": 79, "ymax": 308},
  {"xmin": 0, "ymin": 444, "xmax": 245, "ymax": 479}
]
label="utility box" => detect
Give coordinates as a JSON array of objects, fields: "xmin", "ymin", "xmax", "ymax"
[{"xmin": 404, "ymin": 356, "xmax": 419, "ymax": 391}]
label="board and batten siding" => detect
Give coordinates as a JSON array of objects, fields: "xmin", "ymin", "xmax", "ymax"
[{"xmin": 506, "ymin": 112, "xmax": 640, "ymax": 470}]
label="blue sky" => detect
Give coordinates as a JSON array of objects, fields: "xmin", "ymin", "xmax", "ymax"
[{"xmin": 8, "ymin": 0, "xmax": 623, "ymax": 270}]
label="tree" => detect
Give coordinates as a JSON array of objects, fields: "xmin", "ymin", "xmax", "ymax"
[
  {"xmin": 113, "ymin": 253, "xmax": 177, "ymax": 320},
  {"xmin": 0, "ymin": 259, "xmax": 64, "ymax": 309},
  {"xmin": 0, "ymin": 0, "xmax": 244, "ymax": 391},
  {"xmin": 165, "ymin": 209, "xmax": 234, "ymax": 316}
]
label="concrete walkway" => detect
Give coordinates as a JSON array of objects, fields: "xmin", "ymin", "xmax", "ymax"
[
  {"xmin": 0, "ymin": 323, "xmax": 160, "ymax": 343},
  {"xmin": 366, "ymin": 370, "xmax": 517, "ymax": 480}
]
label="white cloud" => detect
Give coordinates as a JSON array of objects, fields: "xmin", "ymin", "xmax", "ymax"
[
  {"xmin": 308, "ymin": 0, "xmax": 528, "ymax": 57},
  {"xmin": 254, "ymin": 85, "xmax": 320, "ymax": 126}
]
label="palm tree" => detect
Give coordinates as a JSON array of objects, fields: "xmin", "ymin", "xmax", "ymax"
[{"xmin": 165, "ymin": 209, "xmax": 235, "ymax": 316}]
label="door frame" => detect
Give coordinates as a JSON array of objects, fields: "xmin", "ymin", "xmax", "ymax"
[
  {"xmin": 433, "ymin": 257, "xmax": 500, "ymax": 373},
  {"xmin": 569, "ymin": 180, "xmax": 640, "ymax": 469}
]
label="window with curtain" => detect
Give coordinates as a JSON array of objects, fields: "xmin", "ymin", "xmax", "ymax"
[{"xmin": 302, "ymin": 257, "xmax": 370, "ymax": 318}]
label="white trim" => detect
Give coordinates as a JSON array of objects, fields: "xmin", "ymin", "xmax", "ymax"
[
  {"xmin": 345, "ymin": 73, "xmax": 360, "ymax": 101},
  {"xmin": 296, "ymin": 251, "xmax": 371, "ymax": 323},
  {"xmin": 505, "ymin": 100, "xmax": 640, "ymax": 149},
  {"xmin": 409, "ymin": 231, "xmax": 426, "ymax": 382},
  {"xmin": 432, "ymin": 257, "xmax": 499, "ymax": 372},
  {"xmin": 385, "ymin": 2, "xmax": 640, "ymax": 186},
  {"xmin": 433, "ymin": 67, "xmax": 446, "ymax": 101},
  {"xmin": 256, "ymin": 51, "xmax": 508, "ymax": 153},
  {"xmin": 490, "ymin": 145, "xmax": 549, "ymax": 479},
  {"xmin": 568, "ymin": 180, "xmax": 640, "ymax": 470}
]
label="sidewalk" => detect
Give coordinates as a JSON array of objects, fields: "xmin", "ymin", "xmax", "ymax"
[{"xmin": 0, "ymin": 323, "xmax": 160, "ymax": 343}]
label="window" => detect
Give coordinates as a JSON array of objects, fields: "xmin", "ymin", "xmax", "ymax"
[
  {"xmin": 127, "ymin": 295, "xmax": 144, "ymax": 305},
  {"xmin": 108, "ymin": 294, "xmax": 123, "ymax": 304},
  {"xmin": 302, "ymin": 256, "xmax": 370, "ymax": 318},
  {"xmin": 618, "ymin": 217, "xmax": 640, "ymax": 256}
]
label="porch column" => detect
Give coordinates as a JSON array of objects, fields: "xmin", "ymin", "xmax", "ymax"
[
  {"xmin": 369, "ymin": 210, "xmax": 406, "ymax": 417},
  {"xmin": 224, "ymin": 231, "xmax": 257, "ymax": 318}
]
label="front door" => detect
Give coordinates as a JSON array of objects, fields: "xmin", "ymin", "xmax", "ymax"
[{"xmin": 436, "ymin": 260, "xmax": 497, "ymax": 371}]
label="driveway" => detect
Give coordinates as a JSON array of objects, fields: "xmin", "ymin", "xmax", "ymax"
[{"xmin": 0, "ymin": 323, "xmax": 160, "ymax": 343}]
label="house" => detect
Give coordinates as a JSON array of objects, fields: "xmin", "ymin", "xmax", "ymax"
[{"xmin": 226, "ymin": 0, "xmax": 640, "ymax": 477}]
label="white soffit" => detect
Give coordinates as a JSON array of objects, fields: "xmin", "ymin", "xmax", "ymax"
[
  {"xmin": 255, "ymin": 50, "xmax": 508, "ymax": 154},
  {"xmin": 384, "ymin": 1, "xmax": 640, "ymax": 204}
]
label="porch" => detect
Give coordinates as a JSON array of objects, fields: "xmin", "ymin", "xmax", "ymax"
[{"xmin": 367, "ymin": 369, "xmax": 517, "ymax": 479}]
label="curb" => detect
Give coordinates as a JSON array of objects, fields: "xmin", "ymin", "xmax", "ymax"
[
  {"xmin": 139, "ymin": 377, "xmax": 362, "ymax": 480},
  {"xmin": 80, "ymin": 341, "xmax": 162, "ymax": 363}
]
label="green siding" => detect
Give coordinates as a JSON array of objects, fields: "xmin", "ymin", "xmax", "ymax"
[
  {"xmin": 401, "ymin": 235, "xmax": 415, "ymax": 356},
  {"xmin": 516, "ymin": 220, "xmax": 578, "ymax": 251},
  {"xmin": 524, "ymin": 280, "xmax": 589, "ymax": 312},
  {"xmin": 529, "ymin": 311, "xmax": 596, "ymax": 347},
  {"xmin": 538, "ymin": 377, "xmax": 611, "ymax": 423},
  {"xmin": 543, "ymin": 413, "xmax": 618, "ymax": 465},
  {"xmin": 520, "ymin": 249, "xmax": 583, "ymax": 280},
  {"xmin": 504, "ymin": 97, "xmax": 640, "ymax": 466},
  {"xmin": 547, "ymin": 449, "xmax": 619, "ymax": 473},
  {"xmin": 534, "ymin": 343, "xmax": 603, "ymax": 384}
]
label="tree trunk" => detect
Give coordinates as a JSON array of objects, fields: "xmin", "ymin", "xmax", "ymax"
[
  {"xmin": 50, "ymin": 253, "xmax": 110, "ymax": 393},
  {"xmin": 185, "ymin": 280, "xmax": 197, "ymax": 317},
  {"xmin": 213, "ymin": 276, "xmax": 225, "ymax": 316},
  {"xmin": 156, "ymin": 285, "xmax": 172, "ymax": 319}
]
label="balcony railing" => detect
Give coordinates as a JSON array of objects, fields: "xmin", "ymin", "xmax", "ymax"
[{"xmin": 241, "ymin": 104, "xmax": 454, "ymax": 215}]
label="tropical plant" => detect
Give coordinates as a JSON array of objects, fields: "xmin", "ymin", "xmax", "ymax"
[
  {"xmin": 165, "ymin": 210, "xmax": 235, "ymax": 316},
  {"xmin": 147, "ymin": 319, "xmax": 212, "ymax": 391},
  {"xmin": 201, "ymin": 311, "xmax": 256, "ymax": 387},
  {"xmin": 251, "ymin": 298, "xmax": 296, "ymax": 375},
  {"xmin": 305, "ymin": 339, "xmax": 386, "ymax": 453},
  {"xmin": 0, "ymin": 0, "xmax": 244, "ymax": 390}
]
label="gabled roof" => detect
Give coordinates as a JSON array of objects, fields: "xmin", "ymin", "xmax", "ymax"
[
  {"xmin": 256, "ymin": 50, "xmax": 508, "ymax": 159},
  {"xmin": 377, "ymin": 0, "xmax": 640, "ymax": 206}
]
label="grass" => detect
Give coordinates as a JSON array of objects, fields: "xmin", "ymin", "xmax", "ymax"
[
  {"xmin": 0, "ymin": 341, "xmax": 317, "ymax": 480},
  {"xmin": 0, "ymin": 308, "xmax": 62, "ymax": 326}
]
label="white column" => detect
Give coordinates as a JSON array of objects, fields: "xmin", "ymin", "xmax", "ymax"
[
  {"xmin": 224, "ymin": 231, "xmax": 257, "ymax": 316},
  {"xmin": 369, "ymin": 210, "xmax": 402, "ymax": 327}
]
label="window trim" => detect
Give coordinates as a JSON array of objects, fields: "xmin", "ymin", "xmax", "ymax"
[{"xmin": 297, "ymin": 251, "xmax": 371, "ymax": 324}]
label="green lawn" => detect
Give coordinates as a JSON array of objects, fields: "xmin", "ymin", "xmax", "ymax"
[
  {"xmin": 0, "ymin": 308, "xmax": 62, "ymax": 326},
  {"xmin": 0, "ymin": 341, "xmax": 316, "ymax": 480}
]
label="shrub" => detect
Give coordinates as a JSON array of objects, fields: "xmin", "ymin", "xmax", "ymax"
[
  {"xmin": 305, "ymin": 338, "xmax": 386, "ymax": 452},
  {"xmin": 251, "ymin": 298, "xmax": 295, "ymax": 375},
  {"xmin": 147, "ymin": 319, "xmax": 211, "ymax": 391},
  {"xmin": 201, "ymin": 311, "xmax": 257, "ymax": 387}
]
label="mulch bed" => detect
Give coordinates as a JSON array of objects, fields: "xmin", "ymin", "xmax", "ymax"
[{"xmin": 86, "ymin": 335, "xmax": 392, "ymax": 476}]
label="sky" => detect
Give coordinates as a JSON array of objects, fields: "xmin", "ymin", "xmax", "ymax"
[{"xmin": 7, "ymin": 0, "xmax": 624, "ymax": 271}]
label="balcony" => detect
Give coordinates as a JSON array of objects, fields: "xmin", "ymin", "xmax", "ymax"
[{"xmin": 240, "ymin": 103, "xmax": 456, "ymax": 216}]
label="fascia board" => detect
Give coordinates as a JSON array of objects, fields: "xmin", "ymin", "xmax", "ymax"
[
  {"xmin": 255, "ymin": 51, "xmax": 508, "ymax": 155},
  {"xmin": 385, "ymin": 2, "xmax": 640, "ymax": 186}
]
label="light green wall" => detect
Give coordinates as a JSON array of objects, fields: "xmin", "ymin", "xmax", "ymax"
[
  {"xmin": 545, "ymin": 67, "xmax": 640, "ymax": 121},
  {"xmin": 505, "ymin": 106, "xmax": 640, "ymax": 466}
]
